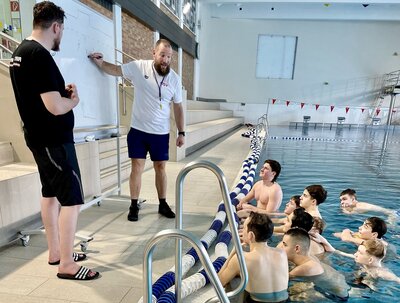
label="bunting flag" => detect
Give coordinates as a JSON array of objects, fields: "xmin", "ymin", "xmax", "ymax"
[{"xmin": 266, "ymin": 98, "xmax": 397, "ymax": 114}]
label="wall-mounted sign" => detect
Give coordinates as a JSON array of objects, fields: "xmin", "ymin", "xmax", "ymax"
[{"xmin": 10, "ymin": 1, "xmax": 20, "ymax": 12}]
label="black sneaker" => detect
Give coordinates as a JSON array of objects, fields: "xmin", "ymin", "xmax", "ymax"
[
  {"xmin": 127, "ymin": 206, "xmax": 139, "ymax": 221},
  {"xmin": 158, "ymin": 203, "xmax": 175, "ymax": 218}
]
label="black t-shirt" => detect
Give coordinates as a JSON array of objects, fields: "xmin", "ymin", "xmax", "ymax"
[{"xmin": 9, "ymin": 39, "xmax": 74, "ymax": 147}]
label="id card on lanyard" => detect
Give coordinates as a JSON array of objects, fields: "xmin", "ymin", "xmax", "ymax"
[{"xmin": 152, "ymin": 65, "xmax": 165, "ymax": 110}]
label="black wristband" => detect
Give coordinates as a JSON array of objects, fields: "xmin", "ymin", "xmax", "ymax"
[{"xmin": 178, "ymin": 131, "xmax": 185, "ymax": 137}]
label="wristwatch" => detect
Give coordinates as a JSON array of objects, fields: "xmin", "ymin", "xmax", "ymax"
[{"xmin": 178, "ymin": 131, "xmax": 185, "ymax": 137}]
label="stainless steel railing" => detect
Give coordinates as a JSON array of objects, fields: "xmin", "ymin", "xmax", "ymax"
[{"xmin": 143, "ymin": 160, "xmax": 248, "ymax": 303}]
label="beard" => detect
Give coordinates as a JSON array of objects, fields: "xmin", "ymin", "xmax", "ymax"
[
  {"xmin": 154, "ymin": 61, "xmax": 170, "ymax": 76},
  {"xmin": 51, "ymin": 37, "xmax": 61, "ymax": 52}
]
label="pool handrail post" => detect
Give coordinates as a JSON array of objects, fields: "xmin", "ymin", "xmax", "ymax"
[
  {"xmin": 174, "ymin": 160, "xmax": 248, "ymax": 303},
  {"xmin": 143, "ymin": 229, "xmax": 230, "ymax": 303}
]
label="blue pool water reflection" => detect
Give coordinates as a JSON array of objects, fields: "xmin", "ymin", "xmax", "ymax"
[{"xmin": 259, "ymin": 126, "xmax": 400, "ymax": 302}]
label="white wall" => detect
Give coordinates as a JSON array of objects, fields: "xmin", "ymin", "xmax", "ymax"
[
  {"xmin": 19, "ymin": 0, "xmax": 35, "ymax": 40},
  {"xmin": 198, "ymin": 11, "xmax": 400, "ymax": 112}
]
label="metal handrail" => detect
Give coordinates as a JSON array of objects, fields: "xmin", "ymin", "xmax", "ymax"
[
  {"xmin": 0, "ymin": 31, "xmax": 20, "ymax": 45},
  {"xmin": 143, "ymin": 229, "xmax": 230, "ymax": 303},
  {"xmin": 256, "ymin": 114, "xmax": 269, "ymax": 140},
  {"xmin": 174, "ymin": 160, "xmax": 248, "ymax": 303},
  {"xmin": 115, "ymin": 48, "xmax": 137, "ymax": 62},
  {"xmin": 0, "ymin": 32, "xmax": 19, "ymax": 59},
  {"xmin": 0, "ymin": 32, "xmax": 18, "ymax": 68},
  {"xmin": 370, "ymin": 70, "xmax": 400, "ymax": 122},
  {"xmin": 114, "ymin": 48, "xmax": 135, "ymax": 115}
]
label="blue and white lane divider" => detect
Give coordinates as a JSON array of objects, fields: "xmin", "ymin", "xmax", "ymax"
[
  {"xmin": 157, "ymin": 226, "xmax": 234, "ymax": 302},
  {"xmin": 137, "ymin": 130, "xmax": 264, "ymax": 303},
  {"xmin": 268, "ymin": 136, "xmax": 400, "ymax": 144}
]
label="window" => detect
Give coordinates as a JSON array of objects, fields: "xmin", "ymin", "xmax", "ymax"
[
  {"xmin": 256, "ymin": 35, "xmax": 297, "ymax": 80},
  {"xmin": 161, "ymin": 0, "xmax": 197, "ymax": 33}
]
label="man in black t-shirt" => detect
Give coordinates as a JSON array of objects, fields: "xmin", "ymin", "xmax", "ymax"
[{"xmin": 9, "ymin": 1, "xmax": 99, "ymax": 280}]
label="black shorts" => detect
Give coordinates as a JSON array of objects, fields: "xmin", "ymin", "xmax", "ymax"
[
  {"xmin": 127, "ymin": 128, "xmax": 169, "ymax": 161},
  {"xmin": 27, "ymin": 142, "xmax": 84, "ymax": 206}
]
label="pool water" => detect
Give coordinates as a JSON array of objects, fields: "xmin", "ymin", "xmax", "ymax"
[{"xmin": 259, "ymin": 126, "xmax": 400, "ymax": 302}]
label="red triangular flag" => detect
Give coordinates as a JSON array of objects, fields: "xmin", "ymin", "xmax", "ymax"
[
  {"xmin": 301, "ymin": 103, "xmax": 305, "ymax": 109},
  {"xmin": 361, "ymin": 108, "xmax": 365, "ymax": 113},
  {"xmin": 376, "ymin": 108, "xmax": 381, "ymax": 116},
  {"xmin": 345, "ymin": 107, "xmax": 350, "ymax": 114},
  {"xmin": 330, "ymin": 105, "xmax": 334, "ymax": 112},
  {"xmin": 286, "ymin": 101, "xmax": 290, "ymax": 106},
  {"xmin": 272, "ymin": 99, "xmax": 276, "ymax": 104},
  {"xmin": 315, "ymin": 104, "xmax": 320, "ymax": 110}
]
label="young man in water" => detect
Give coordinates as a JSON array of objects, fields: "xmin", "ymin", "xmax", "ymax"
[
  {"xmin": 237, "ymin": 160, "xmax": 283, "ymax": 215},
  {"xmin": 339, "ymin": 189, "xmax": 394, "ymax": 216},
  {"xmin": 271, "ymin": 195, "xmax": 301, "ymax": 234},
  {"xmin": 299, "ymin": 185, "xmax": 327, "ymax": 219},
  {"xmin": 218, "ymin": 212, "xmax": 289, "ymax": 302},
  {"xmin": 282, "ymin": 228, "xmax": 350, "ymax": 301},
  {"xmin": 354, "ymin": 239, "xmax": 400, "ymax": 284},
  {"xmin": 333, "ymin": 216, "xmax": 387, "ymax": 246}
]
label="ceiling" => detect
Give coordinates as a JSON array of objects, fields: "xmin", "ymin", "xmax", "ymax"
[{"xmin": 198, "ymin": 0, "xmax": 400, "ymax": 21}]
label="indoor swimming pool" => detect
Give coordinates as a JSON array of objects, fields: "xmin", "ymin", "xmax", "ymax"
[{"xmin": 260, "ymin": 125, "xmax": 400, "ymax": 302}]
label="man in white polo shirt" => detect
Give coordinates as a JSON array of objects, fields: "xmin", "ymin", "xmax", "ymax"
[{"xmin": 89, "ymin": 39, "xmax": 185, "ymax": 221}]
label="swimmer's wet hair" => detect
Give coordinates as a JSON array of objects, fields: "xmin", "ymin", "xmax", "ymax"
[
  {"xmin": 306, "ymin": 185, "xmax": 327, "ymax": 205},
  {"xmin": 247, "ymin": 212, "xmax": 274, "ymax": 242},
  {"xmin": 363, "ymin": 239, "xmax": 385, "ymax": 259}
]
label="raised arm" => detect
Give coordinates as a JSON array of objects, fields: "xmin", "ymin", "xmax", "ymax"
[
  {"xmin": 360, "ymin": 202, "xmax": 394, "ymax": 216},
  {"xmin": 333, "ymin": 229, "xmax": 363, "ymax": 246},
  {"xmin": 309, "ymin": 232, "xmax": 336, "ymax": 253},
  {"xmin": 88, "ymin": 52, "xmax": 122, "ymax": 77}
]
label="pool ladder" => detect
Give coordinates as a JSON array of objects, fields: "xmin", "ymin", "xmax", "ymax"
[{"xmin": 143, "ymin": 160, "xmax": 248, "ymax": 303}]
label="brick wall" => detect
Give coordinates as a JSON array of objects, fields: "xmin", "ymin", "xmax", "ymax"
[
  {"xmin": 183, "ymin": 51, "xmax": 194, "ymax": 100},
  {"xmin": 79, "ymin": 0, "xmax": 112, "ymax": 19},
  {"xmin": 121, "ymin": 12, "xmax": 154, "ymax": 61}
]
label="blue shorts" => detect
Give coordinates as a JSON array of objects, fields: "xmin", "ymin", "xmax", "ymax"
[
  {"xmin": 27, "ymin": 142, "xmax": 84, "ymax": 206},
  {"xmin": 127, "ymin": 128, "xmax": 169, "ymax": 161}
]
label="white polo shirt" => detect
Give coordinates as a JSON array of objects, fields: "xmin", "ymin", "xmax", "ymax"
[{"xmin": 122, "ymin": 60, "xmax": 182, "ymax": 135}]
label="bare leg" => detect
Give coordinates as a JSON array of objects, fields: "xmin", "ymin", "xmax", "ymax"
[
  {"xmin": 41, "ymin": 197, "xmax": 61, "ymax": 263},
  {"xmin": 153, "ymin": 160, "xmax": 167, "ymax": 199},
  {"xmin": 42, "ymin": 198, "xmax": 92, "ymax": 275},
  {"xmin": 58, "ymin": 204, "xmax": 81, "ymax": 274},
  {"xmin": 129, "ymin": 158, "xmax": 146, "ymax": 199}
]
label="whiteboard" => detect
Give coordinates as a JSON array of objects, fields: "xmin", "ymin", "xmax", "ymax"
[{"xmin": 51, "ymin": 0, "xmax": 117, "ymax": 128}]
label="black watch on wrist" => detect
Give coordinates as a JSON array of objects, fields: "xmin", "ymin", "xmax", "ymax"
[{"xmin": 178, "ymin": 131, "xmax": 185, "ymax": 137}]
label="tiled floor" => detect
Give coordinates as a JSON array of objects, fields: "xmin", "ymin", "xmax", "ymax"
[{"xmin": 0, "ymin": 127, "xmax": 251, "ymax": 303}]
